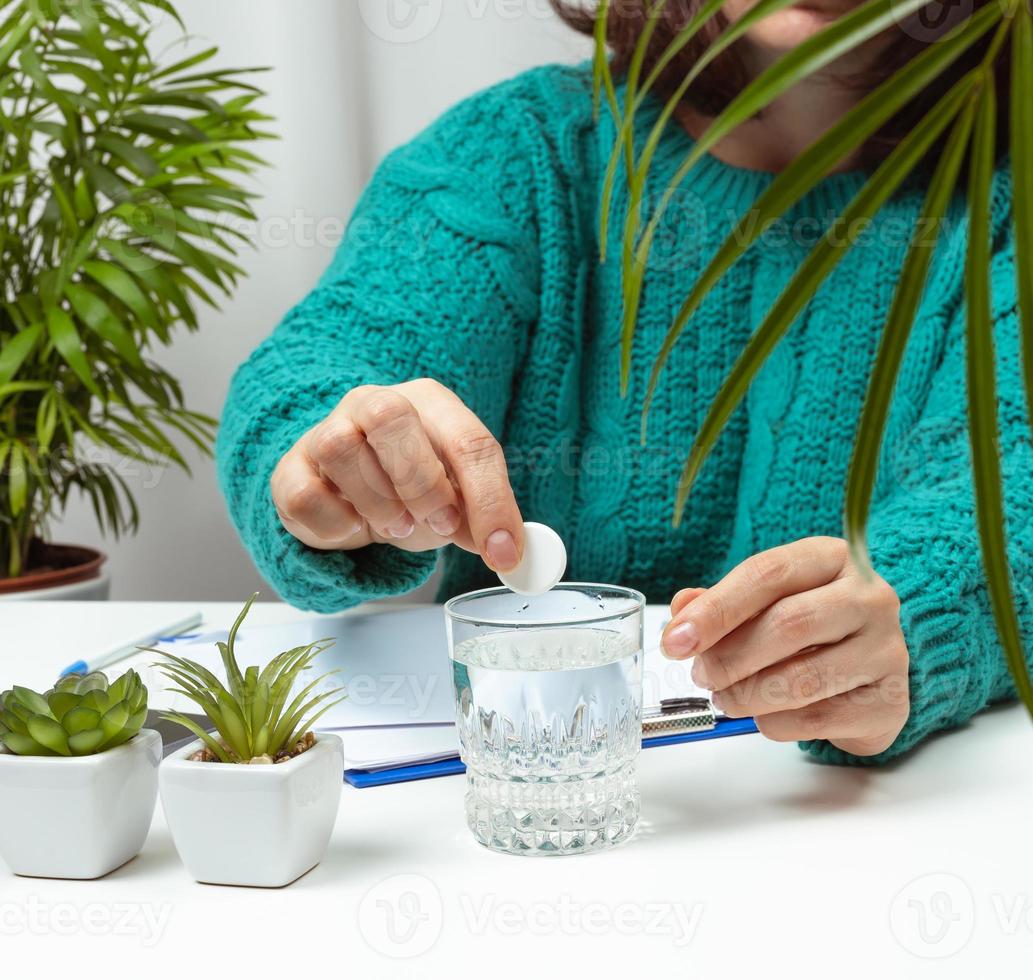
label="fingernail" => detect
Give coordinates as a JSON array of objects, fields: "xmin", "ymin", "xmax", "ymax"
[
  {"xmin": 386, "ymin": 513, "xmax": 415, "ymax": 539},
  {"xmin": 691, "ymin": 658, "xmax": 711, "ymax": 690},
  {"xmin": 427, "ymin": 505, "xmax": 460, "ymax": 537},
  {"xmin": 486, "ymin": 529, "xmax": 519, "ymax": 572},
  {"xmin": 661, "ymin": 622, "xmax": 699, "ymax": 660}
]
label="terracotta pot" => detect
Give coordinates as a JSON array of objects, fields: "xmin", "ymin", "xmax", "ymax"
[{"xmin": 0, "ymin": 540, "xmax": 107, "ymax": 597}]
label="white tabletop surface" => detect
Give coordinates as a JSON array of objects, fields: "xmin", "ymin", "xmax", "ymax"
[{"xmin": 0, "ymin": 601, "xmax": 1030, "ymax": 977}]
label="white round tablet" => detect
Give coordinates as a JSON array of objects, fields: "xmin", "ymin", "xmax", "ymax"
[{"xmin": 497, "ymin": 522, "xmax": 567, "ymax": 597}]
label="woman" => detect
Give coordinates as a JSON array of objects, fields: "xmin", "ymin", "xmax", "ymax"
[{"xmin": 216, "ymin": 0, "xmax": 1031, "ymax": 765}]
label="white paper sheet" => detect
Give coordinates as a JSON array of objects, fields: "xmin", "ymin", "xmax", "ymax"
[{"xmin": 147, "ymin": 605, "xmax": 707, "ymax": 769}]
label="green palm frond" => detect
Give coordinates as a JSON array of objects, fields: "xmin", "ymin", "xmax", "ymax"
[
  {"xmin": 615, "ymin": 0, "xmax": 942, "ymax": 390},
  {"xmin": 672, "ymin": 73, "xmax": 976, "ymax": 520},
  {"xmin": 1013, "ymin": 3, "xmax": 1033, "ymax": 438},
  {"xmin": 616, "ymin": 0, "xmax": 807, "ymax": 384},
  {"xmin": 0, "ymin": 0, "xmax": 271, "ymax": 579},
  {"xmin": 965, "ymin": 74, "xmax": 1033, "ymax": 714},
  {"xmin": 599, "ymin": 0, "xmax": 728, "ymax": 261},
  {"xmin": 597, "ymin": 0, "xmax": 1033, "ymax": 717},
  {"xmin": 593, "ymin": 0, "xmax": 619, "ymax": 123},
  {"xmin": 614, "ymin": 0, "xmax": 668, "ymax": 185},
  {"xmin": 844, "ymin": 100, "xmax": 977, "ymax": 568},
  {"xmin": 638, "ymin": 2, "xmax": 1004, "ymax": 434},
  {"xmin": 152, "ymin": 594, "xmax": 346, "ymax": 763}
]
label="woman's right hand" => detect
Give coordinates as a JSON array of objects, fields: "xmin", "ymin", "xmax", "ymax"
[{"xmin": 270, "ymin": 378, "xmax": 525, "ymax": 572}]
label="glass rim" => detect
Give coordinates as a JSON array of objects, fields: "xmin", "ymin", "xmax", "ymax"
[{"xmin": 443, "ymin": 582, "xmax": 647, "ymax": 629}]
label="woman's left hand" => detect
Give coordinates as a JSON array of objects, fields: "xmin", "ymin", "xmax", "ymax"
[{"xmin": 661, "ymin": 536, "xmax": 910, "ymax": 756}]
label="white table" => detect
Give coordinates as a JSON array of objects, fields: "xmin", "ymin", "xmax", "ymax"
[{"xmin": 1, "ymin": 601, "xmax": 1030, "ymax": 976}]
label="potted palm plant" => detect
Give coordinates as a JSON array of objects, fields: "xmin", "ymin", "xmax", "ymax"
[
  {"xmin": 0, "ymin": 669, "xmax": 160, "ymax": 879},
  {"xmin": 0, "ymin": 0, "xmax": 269, "ymax": 599},
  {"xmin": 591, "ymin": 0, "xmax": 1033, "ymax": 719},
  {"xmin": 156, "ymin": 595, "xmax": 347, "ymax": 888}
]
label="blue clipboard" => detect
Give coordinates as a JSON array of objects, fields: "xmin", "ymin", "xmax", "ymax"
[{"xmin": 343, "ymin": 716, "xmax": 759, "ymax": 788}]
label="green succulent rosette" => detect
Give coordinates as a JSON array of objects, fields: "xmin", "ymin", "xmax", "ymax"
[{"xmin": 0, "ymin": 670, "xmax": 148, "ymax": 757}]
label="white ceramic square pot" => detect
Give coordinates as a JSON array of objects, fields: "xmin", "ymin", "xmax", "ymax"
[
  {"xmin": 159, "ymin": 733, "xmax": 344, "ymax": 888},
  {"xmin": 0, "ymin": 729, "xmax": 161, "ymax": 879}
]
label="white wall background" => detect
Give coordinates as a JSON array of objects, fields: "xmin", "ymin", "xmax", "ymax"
[{"xmin": 53, "ymin": 0, "xmax": 592, "ymax": 601}]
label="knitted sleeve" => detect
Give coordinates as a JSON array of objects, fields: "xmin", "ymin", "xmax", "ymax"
[
  {"xmin": 802, "ymin": 225, "xmax": 1033, "ymax": 765},
  {"xmin": 216, "ymin": 77, "xmax": 547, "ymax": 612}
]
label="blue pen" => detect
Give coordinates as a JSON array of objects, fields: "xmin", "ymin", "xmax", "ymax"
[{"xmin": 59, "ymin": 612, "xmax": 204, "ymax": 678}]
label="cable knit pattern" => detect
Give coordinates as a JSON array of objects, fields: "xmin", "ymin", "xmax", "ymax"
[{"xmin": 217, "ymin": 64, "xmax": 1032, "ymax": 765}]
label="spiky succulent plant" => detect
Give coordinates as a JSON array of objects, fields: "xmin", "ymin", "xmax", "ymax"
[
  {"xmin": 0, "ymin": 670, "xmax": 148, "ymax": 756},
  {"xmin": 154, "ymin": 594, "xmax": 345, "ymax": 764}
]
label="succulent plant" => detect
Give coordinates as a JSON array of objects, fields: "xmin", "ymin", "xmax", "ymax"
[
  {"xmin": 0, "ymin": 670, "xmax": 148, "ymax": 756},
  {"xmin": 155, "ymin": 594, "xmax": 346, "ymax": 764}
]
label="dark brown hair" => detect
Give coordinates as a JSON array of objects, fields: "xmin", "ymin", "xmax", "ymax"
[{"xmin": 550, "ymin": 0, "xmax": 1011, "ymax": 171}]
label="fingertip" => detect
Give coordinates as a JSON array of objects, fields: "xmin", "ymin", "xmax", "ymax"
[
  {"xmin": 660, "ymin": 620, "xmax": 700, "ymax": 660},
  {"xmin": 427, "ymin": 504, "xmax": 461, "ymax": 537},
  {"xmin": 485, "ymin": 528, "xmax": 520, "ymax": 572},
  {"xmin": 670, "ymin": 587, "xmax": 706, "ymax": 617},
  {"xmin": 384, "ymin": 512, "xmax": 415, "ymax": 539}
]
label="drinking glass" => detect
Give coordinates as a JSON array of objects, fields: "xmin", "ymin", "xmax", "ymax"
[{"xmin": 444, "ymin": 584, "xmax": 645, "ymax": 856}]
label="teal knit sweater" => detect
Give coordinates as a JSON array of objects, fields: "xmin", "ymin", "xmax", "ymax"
[{"xmin": 217, "ymin": 64, "xmax": 1033, "ymax": 765}]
